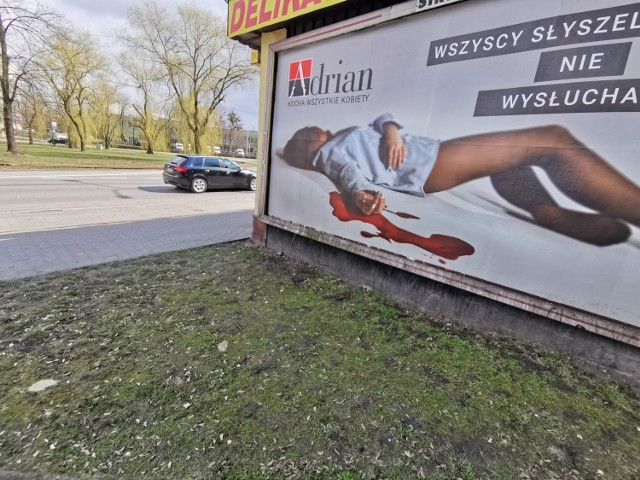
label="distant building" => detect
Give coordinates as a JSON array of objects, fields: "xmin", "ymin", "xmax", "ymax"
[{"xmin": 222, "ymin": 128, "xmax": 257, "ymax": 157}]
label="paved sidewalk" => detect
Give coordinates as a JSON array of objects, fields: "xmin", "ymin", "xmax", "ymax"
[{"xmin": 0, "ymin": 211, "xmax": 253, "ymax": 281}]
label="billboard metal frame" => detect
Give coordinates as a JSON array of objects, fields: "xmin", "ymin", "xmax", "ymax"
[{"xmin": 255, "ymin": 0, "xmax": 640, "ymax": 348}]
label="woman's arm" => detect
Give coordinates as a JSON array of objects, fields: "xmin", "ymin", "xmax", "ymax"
[
  {"xmin": 382, "ymin": 123, "xmax": 406, "ymax": 170},
  {"xmin": 327, "ymin": 160, "xmax": 387, "ymax": 215},
  {"xmin": 370, "ymin": 114, "xmax": 406, "ymax": 170},
  {"xmin": 313, "ymin": 141, "xmax": 386, "ymax": 215}
]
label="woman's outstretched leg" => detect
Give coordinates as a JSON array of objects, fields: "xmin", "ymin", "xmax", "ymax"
[
  {"xmin": 426, "ymin": 125, "xmax": 640, "ymax": 228},
  {"xmin": 490, "ymin": 166, "xmax": 631, "ymax": 245}
]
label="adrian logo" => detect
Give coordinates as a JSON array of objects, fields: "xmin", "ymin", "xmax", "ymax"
[
  {"xmin": 288, "ymin": 59, "xmax": 373, "ymax": 98},
  {"xmin": 289, "ymin": 59, "xmax": 312, "ymax": 97}
]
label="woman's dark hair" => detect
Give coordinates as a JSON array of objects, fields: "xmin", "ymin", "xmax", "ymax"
[{"xmin": 282, "ymin": 126, "xmax": 326, "ymax": 170}]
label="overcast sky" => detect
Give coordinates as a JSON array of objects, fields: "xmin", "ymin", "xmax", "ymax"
[{"xmin": 41, "ymin": 0, "xmax": 259, "ymax": 130}]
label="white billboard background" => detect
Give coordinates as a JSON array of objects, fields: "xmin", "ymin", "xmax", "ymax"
[{"xmin": 268, "ymin": 0, "xmax": 640, "ymax": 328}]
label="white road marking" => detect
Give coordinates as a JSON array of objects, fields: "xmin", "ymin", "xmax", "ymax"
[
  {"xmin": 0, "ymin": 238, "xmax": 16, "ymax": 242},
  {"xmin": 0, "ymin": 172, "xmax": 159, "ymax": 180}
]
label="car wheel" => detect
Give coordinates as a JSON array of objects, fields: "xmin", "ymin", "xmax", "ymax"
[
  {"xmin": 248, "ymin": 177, "xmax": 257, "ymax": 191},
  {"xmin": 190, "ymin": 177, "xmax": 208, "ymax": 193}
]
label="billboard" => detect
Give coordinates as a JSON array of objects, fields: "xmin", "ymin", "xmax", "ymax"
[
  {"xmin": 416, "ymin": 0, "xmax": 465, "ymax": 12},
  {"xmin": 267, "ymin": 0, "xmax": 640, "ymax": 343},
  {"xmin": 228, "ymin": 0, "xmax": 347, "ymax": 38}
]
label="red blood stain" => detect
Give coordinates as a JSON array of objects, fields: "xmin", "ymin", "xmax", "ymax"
[{"xmin": 329, "ymin": 192, "xmax": 475, "ymax": 260}]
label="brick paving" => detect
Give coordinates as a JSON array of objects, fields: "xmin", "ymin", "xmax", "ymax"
[{"xmin": 0, "ymin": 211, "xmax": 253, "ymax": 281}]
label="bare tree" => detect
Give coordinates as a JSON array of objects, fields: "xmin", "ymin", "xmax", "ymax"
[
  {"xmin": 119, "ymin": 53, "xmax": 167, "ymax": 154},
  {"xmin": 0, "ymin": 0, "xmax": 58, "ymax": 152},
  {"xmin": 90, "ymin": 74, "xmax": 126, "ymax": 150},
  {"xmin": 42, "ymin": 29, "xmax": 105, "ymax": 152},
  {"xmin": 227, "ymin": 111, "xmax": 242, "ymax": 130},
  {"xmin": 224, "ymin": 110, "xmax": 244, "ymax": 152},
  {"xmin": 122, "ymin": 1, "xmax": 256, "ymax": 154},
  {"xmin": 15, "ymin": 79, "xmax": 47, "ymax": 144}
]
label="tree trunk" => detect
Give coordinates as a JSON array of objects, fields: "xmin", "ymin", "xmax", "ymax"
[
  {"xmin": 194, "ymin": 127, "xmax": 202, "ymax": 154},
  {"xmin": 3, "ymin": 100, "xmax": 16, "ymax": 153},
  {"xmin": 0, "ymin": 16, "xmax": 17, "ymax": 154}
]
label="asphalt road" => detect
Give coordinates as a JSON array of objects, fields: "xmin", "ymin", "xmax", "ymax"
[{"xmin": 0, "ymin": 170, "xmax": 255, "ymax": 280}]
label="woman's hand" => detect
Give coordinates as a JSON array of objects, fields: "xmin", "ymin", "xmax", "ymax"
[
  {"xmin": 355, "ymin": 190, "xmax": 386, "ymax": 215},
  {"xmin": 383, "ymin": 123, "xmax": 406, "ymax": 170}
]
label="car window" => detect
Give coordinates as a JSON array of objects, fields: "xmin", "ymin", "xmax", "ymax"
[
  {"xmin": 190, "ymin": 158, "xmax": 204, "ymax": 168},
  {"xmin": 221, "ymin": 159, "xmax": 240, "ymax": 170},
  {"xmin": 204, "ymin": 158, "xmax": 221, "ymax": 168}
]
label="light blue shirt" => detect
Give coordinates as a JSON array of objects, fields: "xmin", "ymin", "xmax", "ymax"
[{"xmin": 312, "ymin": 113, "xmax": 440, "ymax": 198}]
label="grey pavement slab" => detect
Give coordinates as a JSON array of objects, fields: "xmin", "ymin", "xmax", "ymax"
[{"xmin": 0, "ymin": 211, "xmax": 252, "ymax": 281}]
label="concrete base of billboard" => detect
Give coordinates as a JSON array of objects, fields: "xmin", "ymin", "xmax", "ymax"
[{"xmin": 263, "ymin": 224, "xmax": 640, "ymax": 386}]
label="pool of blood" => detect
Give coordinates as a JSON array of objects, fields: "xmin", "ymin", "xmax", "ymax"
[{"xmin": 329, "ymin": 192, "xmax": 474, "ymax": 260}]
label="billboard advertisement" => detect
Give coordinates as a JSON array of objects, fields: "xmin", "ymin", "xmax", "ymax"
[
  {"xmin": 228, "ymin": 0, "xmax": 347, "ymax": 38},
  {"xmin": 267, "ymin": 0, "xmax": 640, "ymax": 340},
  {"xmin": 416, "ymin": 0, "xmax": 465, "ymax": 12}
]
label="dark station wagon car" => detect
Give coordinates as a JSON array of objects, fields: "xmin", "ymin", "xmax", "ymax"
[{"xmin": 163, "ymin": 155, "xmax": 257, "ymax": 193}]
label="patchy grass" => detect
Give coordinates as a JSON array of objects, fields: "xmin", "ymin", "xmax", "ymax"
[
  {"xmin": 0, "ymin": 242, "xmax": 638, "ymax": 479},
  {"xmin": 0, "ymin": 142, "xmax": 255, "ymax": 170},
  {"xmin": 0, "ymin": 142, "xmax": 170, "ymax": 170}
]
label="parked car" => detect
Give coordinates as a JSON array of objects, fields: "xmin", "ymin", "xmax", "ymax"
[
  {"xmin": 170, "ymin": 142, "xmax": 184, "ymax": 152},
  {"xmin": 49, "ymin": 133, "xmax": 68, "ymax": 145},
  {"xmin": 234, "ymin": 148, "xmax": 245, "ymax": 157},
  {"xmin": 163, "ymin": 155, "xmax": 257, "ymax": 193},
  {"xmin": 213, "ymin": 146, "xmax": 221, "ymax": 154}
]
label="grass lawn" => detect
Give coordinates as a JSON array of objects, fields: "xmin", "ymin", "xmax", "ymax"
[
  {"xmin": 0, "ymin": 142, "xmax": 171, "ymax": 170},
  {"xmin": 1, "ymin": 242, "xmax": 638, "ymax": 479}
]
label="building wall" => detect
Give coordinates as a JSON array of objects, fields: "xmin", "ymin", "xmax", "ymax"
[{"xmin": 221, "ymin": 128, "xmax": 258, "ymax": 156}]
